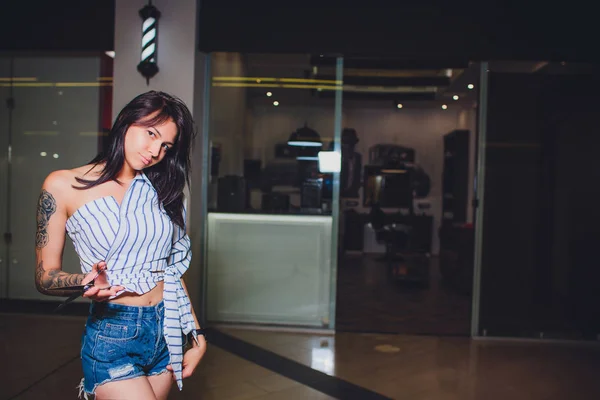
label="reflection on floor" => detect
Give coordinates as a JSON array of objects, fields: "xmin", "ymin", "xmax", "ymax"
[
  {"xmin": 336, "ymin": 254, "xmax": 472, "ymax": 335},
  {"xmin": 1, "ymin": 314, "xmax": 333, "ymax": 400},
  {"xmin": 222, "ymin": 327, "xmax": 600, "ymax": 400},
  {"xmin": 3, "ymin": 312, "xmax": 600, "ymax": 400}
]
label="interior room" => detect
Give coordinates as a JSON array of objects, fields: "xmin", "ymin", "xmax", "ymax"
[
  {"xmin": 330, "ymin": 58, "xmax": 479, "ymax": 336},
  {"xmin": 205, "ymin": 53, "xmax": 480, "ymax": 336}
]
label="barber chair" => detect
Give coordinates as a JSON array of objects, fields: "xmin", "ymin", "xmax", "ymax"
[{"xmin": 369, "ymin": 205, "xmax": 412, "ymax": 265}]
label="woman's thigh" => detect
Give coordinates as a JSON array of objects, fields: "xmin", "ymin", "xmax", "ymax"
[
  {"xmin": 95, "ymin": 376, "xmax": 157, "ymax": 400},
  {"xmin": 148, "ymin": 371, "xmax": 173, "ymax": 400}
]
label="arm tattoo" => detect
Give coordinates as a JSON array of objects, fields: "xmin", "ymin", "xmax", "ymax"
[
  {"xmin": 36, "ymin": 189, "xmax": 57, "ymax": 249},
  {"xmin": 34, "ymin": 190, "xmax": 86, "ymax": 296},
  {"xmin": 35, "ymin": 260, "xmax": 85, "ymax": 297}
]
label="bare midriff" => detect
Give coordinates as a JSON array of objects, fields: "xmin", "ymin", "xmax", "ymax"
[{"xmin": 109, "ymin": 282, "xmax": 165, "ymax": 306}]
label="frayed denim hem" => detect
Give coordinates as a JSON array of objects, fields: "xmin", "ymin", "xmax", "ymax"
[
  {"xmin": 77, "ymin": 372, "xmax": 147, "ymax": 399},
  {"xmin": 148, "ymin": 368, "xmax": 170, "ymax": 377}
]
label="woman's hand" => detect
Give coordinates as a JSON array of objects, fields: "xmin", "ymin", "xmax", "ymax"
[
  {"xmin": 167, "ymin": 335, "xmax": 207, "ymax": 379},
  {"xmin": 82, "ymin": 261, "xmax": 124, "ymax": 301}
]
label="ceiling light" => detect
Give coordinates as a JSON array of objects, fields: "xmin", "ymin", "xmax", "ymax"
[
  {"xmin": 442, "ymin": 104, "xmax": 448, "ymax": 110},
  {"xmin": 105, "ymin": 51, "xmax": 116, "ymax": 59},
  {"xmin": 40, "ymin": 152, "xmax": 47, "ymax": 157},
  {"xmin": 467, "ymin": 84, "xmax": 474, "ymax": 90},
  {"xmin": 53, "ymin": 153, "xmax": 59, "ymax": 158},
  {"xmin": 288, "ymin": 125, "xmax": 322, "ymax": 147},
  {"xmin": 273, "ymin": 101, "xmax": 279, "ymax": 106},
  {"xmin": 266, "ymin": 91, "xmax": 272, "ymax": 97},
  {"xmin": 396, "ymin": 103, "xmax": 403, "ymax": 109},
  {"xmin": 453, "ymin": 95, "xmax": 459, "ymax": 100}
]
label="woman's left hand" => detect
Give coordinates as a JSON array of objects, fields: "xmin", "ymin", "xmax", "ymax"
[{"xmin": 167, "ymin": 336, "xmax": 207, "ymax": 379}]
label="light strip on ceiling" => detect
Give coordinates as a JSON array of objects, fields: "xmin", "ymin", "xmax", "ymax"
[
  {"xmin": 0, "ymin": 77, "xmax": 38, "ymax": 81},
  {"xmin": 343, "ymin": 85, "xmax": 438, "ymax": 93},
  {"xmin": 212, "ymin": 82, "xmax": 341, "ymax": 90},
  {"xmin": 213, "ymin": 76, "xmax": 341, "ymax": 85},
  {"xmin": 55, "ymin": 82, "xmax": 112, "ymax": 87},
  {"xmin": 0, "ymin": 83, "xmax": 54, "ymax": 87},
  {"xmin": 0, "ymin": 82, "xmax": 113, "ymax": 87}
]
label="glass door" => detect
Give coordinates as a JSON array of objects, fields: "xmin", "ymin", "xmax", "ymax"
[
  {"xmin": 202, "ymin": 53, "xmax": 343, "ymax": 328},
  {"xmin": 475, "ymin": 61, "xmax": 600, "ymax": 340},
  {"xmin": 0, "ymin": 56, "xmax": 11, "ymax": 298}
]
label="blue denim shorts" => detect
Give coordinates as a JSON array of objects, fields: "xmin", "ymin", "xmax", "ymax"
[{"xmin": 80, "ymin": 301, "xmax": 171, "ymax": 396}]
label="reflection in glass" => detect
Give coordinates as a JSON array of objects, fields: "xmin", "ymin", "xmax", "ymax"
[
  {"xmin": 208, "ymin": 53, "xmax": 342, "ymax": 216},
  {"xmin": 204, "ymin": 53, "xmax": 342, "ymax": 327},
  {"xmin": 0, "ymin": 53, "xmax": 112, "ymax": 300}
]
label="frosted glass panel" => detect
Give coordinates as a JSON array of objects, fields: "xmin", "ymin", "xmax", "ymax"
[
  {"xmin": 4, "ymin": 55, "xmax": 111, "ymax": 300},
  {"xmin": 207, "ymin": 213, "xmax": 332, "ymax": 326}
]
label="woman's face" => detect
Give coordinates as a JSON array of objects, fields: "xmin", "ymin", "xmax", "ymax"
[{"xmin": 123, "ymin": 115, "xmax": 178, "ymax": 172}]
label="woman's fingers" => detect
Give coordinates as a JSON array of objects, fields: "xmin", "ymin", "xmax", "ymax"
[
  {"xmin": 91, "ymin": 261, "xmax": 106, "ymax": 273},
  {"xmin": 82, "ymin": 286, "xmax": 100, "ymax": 298},
  {"xmin": 82, "ymin": 285, "xmax": 125, "ymax": 300},
  {"xmin": 82, "ymin": 261, "xmax": 107, "ymax": 286},
  {"xmin": 102, "ymin": 286, "xmax": 125, "ymax": 297}
]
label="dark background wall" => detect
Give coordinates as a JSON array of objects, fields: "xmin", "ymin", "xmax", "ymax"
[
  {"xmin": 480, "ymin": 72, "xmax": 600, "ymax": 338},
  {"xmin": 0, "ymin": 0, "xmax": 115, "ymax": 52},
  {"xmin": 2, "ymin": 0, "xmax": 597, "ymax": 63},
  {"xmin": 198, "ymin": 1, "xmax": 597, "ymax": 62}
]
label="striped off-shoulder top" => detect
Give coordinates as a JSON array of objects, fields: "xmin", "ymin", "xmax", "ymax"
[{"xmin": 65, "ymin": 171, "xmax": 195, "ymax": 390}]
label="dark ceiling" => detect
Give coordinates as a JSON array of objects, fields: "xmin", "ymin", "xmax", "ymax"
[
  {"xmin": 2, "ymin": 0, "xmax": 597, "ymax": 64},
  {"xmin": 1, "ymin": 0, "xmax": 115, "ymax": 52}
]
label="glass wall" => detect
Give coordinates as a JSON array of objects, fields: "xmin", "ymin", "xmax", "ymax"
[
  {"xmin": 0, "ymin": 57, "xmax": 9, "ymax": 298},
  {"xmin": 0, "ymin": 53, "xmax": 112, "ymax": 300},
  {"xmin": 204, "ymin": 53, "xmax": 343, "ymax": 328},
  {"xmin": 476, "ymin": 61, "xmax": 600, "ymax": 340},
  {"xmin": 333, "ymin": 60, "xmax": 481, "ymax": 336}
]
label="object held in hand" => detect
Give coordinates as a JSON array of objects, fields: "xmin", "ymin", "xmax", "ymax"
[{"xmin": 51, "ymin": 269, "xmax": 102, "ymax": 312}]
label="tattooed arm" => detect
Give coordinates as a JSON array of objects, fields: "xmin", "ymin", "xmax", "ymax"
[{"xmin": 34, "ymin": 172, "xmax": 86, "ymax": 297}]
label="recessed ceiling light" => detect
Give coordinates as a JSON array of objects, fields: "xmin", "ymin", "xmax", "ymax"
[
  {"xmin": 442, "ymin": 104, "xmax": 448, "ymax": 110},
  {"xmin": 453, "ymin": 95, "xmax": 459, "ymax": 100},
  {"xmin": 266, "ymin": 91, "xmax": 272, "ymax": 97},
  {"xmin": 467, "ymin": 84, "xmax": 474, "ymax": 90},
  {"xmin": 397, "ymin": 103, "xmax": 403, "ymax": 109},
  {"xmin": 273, "ymin": 101, "xmax": 279, "ymax": 106},
  {"xmin": 53, "ymin": 153, "xmax": 59, "ymax": 159},
  {"xmin": 40, "ymin": 152, "xmax": 47, "ymax": 157}
]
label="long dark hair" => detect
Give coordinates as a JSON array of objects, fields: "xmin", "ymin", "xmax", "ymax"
[{"xmin": 75, "ymin": 91, "xmax": 196, "ymax": 229}]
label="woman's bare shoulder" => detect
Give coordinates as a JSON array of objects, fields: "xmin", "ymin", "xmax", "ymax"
[{"xmin": 42, "ymin": 164, "xmax": 101, "ymax": 194}]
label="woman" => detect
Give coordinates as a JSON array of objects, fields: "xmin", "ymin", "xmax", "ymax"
[{"xmin": 34, "ymin": 91, "xmax": 206, "ymax": 400}]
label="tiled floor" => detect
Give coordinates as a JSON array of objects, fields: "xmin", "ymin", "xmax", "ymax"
[
  {"xmin": 3, "ymin": 313, "xmax": 600, "ymax": 400},
  {"xmin": 336, "ymin": 254, "xmax": 472, "ymax": 335},
  {"xmin": 1, "ymin": 314, "xmax": 334, "ymax": 400},
  {"xmin": 220, "ymin": 327, "xmax": 600, "ymax": 400}
]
